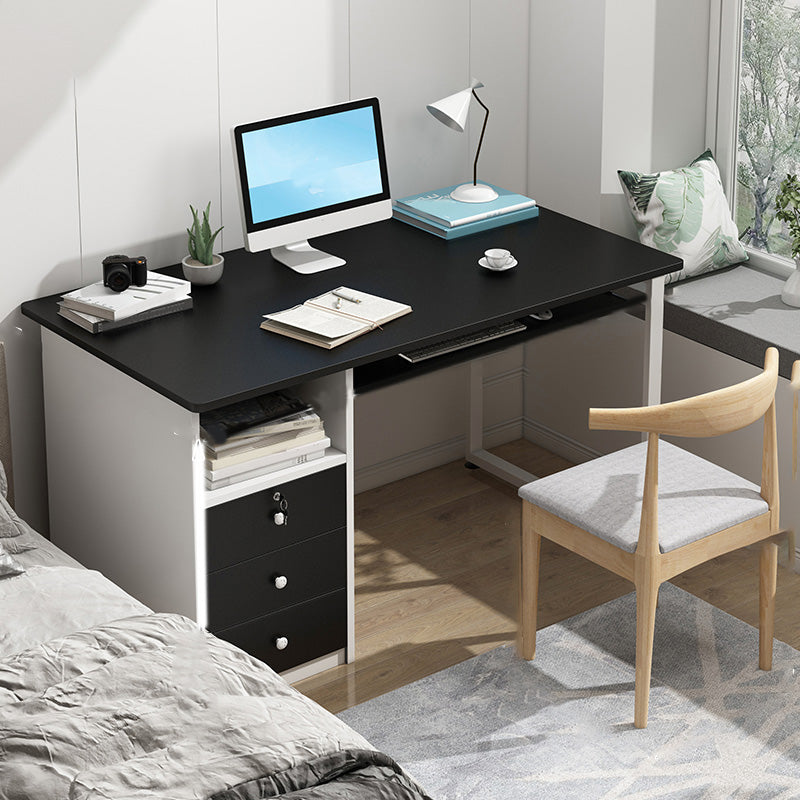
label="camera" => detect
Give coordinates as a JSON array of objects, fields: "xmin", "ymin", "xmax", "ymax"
[{"xmin": 102, "ymin": 254, "xmax": 148, "ymax": 293}]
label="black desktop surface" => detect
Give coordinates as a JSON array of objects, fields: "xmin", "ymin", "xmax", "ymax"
[{"xmin": 22, "ymin": 210, "xmax": 681, "ymax": 412}]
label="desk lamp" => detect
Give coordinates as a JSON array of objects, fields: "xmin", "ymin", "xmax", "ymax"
[{"xmin": 426, "ymin": 78, "xmax": 498, "ymax": 203}]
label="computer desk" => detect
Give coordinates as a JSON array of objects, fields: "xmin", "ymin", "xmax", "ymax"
[{"xmin": 22, "ymin": 209, "xmax": 680, "ymax": 681}]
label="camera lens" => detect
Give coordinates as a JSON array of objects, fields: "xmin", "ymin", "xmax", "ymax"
[{"xmin": 105, "ymin": 265, "xmax": 132, "ymax": 293}]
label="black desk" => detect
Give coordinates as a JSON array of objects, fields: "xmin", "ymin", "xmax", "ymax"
[
  {"xmin": 23, "ymin": 210, "xmax": 679, "ymax": 411},
  {"xmin": 22, "ymin": 209, "xmax": 679, "ymax": 679}
]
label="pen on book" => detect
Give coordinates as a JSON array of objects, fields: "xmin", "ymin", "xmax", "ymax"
[{"xmin": 331, "ymin": 289, "xmax": 361, "ymax": 304}]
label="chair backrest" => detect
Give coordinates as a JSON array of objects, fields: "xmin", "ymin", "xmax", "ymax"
[
  {"xmin": 588, "ymin": 347, "xmax": 779, "ymax": 438},
  {"xmin": 588, "ymin": 348, "xmax": 780, "ymax": 554}
]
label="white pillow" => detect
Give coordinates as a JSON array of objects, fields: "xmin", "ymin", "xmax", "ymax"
[{"xmin": 618, "ymin": 150, "xmax": 747, "ymax": 284}]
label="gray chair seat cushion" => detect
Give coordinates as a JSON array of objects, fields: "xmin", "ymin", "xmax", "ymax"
[{"xmin": 518, "ymin": 440, "xmax": 768, "ymax": 553}]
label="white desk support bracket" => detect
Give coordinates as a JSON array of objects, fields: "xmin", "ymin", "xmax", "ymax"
[
  {"xmin": 466, "ymin": 276, "xmax": 666, "ymax": 487},
  {"xmin": 643, "ymin": 275, "xmax": 665, "ymax": 407},
  {"xmin": 466, "ymin": 357, "xmax": 537, "ymax": 489}
]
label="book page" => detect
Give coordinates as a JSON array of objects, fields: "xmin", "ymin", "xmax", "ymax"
[
  {"xmin": 308, "ymin": 287, "xmax": 411, "ymax": 325},
  {"xmin": 264, "ymin": 304, "xmax": 367, "ymax": 339}
]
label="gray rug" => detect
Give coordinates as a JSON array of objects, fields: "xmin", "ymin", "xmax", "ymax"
[{"xmin": 338, "ymin": 583, "xmax": 800, "ymax": 799}]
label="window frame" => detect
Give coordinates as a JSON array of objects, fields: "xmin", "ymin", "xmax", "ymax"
[{"xmin": 707, "ymin": 0, "xmax": 794, "ymax": 278}]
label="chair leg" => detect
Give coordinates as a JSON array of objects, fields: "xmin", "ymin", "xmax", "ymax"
[
  {"xmin": 759, "ymin": 540, "xmax": 778, "ymax": 670},
  {"xmin": 634, "ymin": 577, "xmax": 659, "ymax": 729},
  {"xmin": 518, "ymin": 501, "xmax": 541, "ymax": 661}
]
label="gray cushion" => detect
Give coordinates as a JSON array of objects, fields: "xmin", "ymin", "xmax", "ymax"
[{"xmin": 518, "ymin": 441, "xmax": 768, "ymax": 553}]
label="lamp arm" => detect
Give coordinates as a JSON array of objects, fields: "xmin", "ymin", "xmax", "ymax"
[{"xmin": 471, "ymin": 88, "xmax": 490, "ymax": 187}]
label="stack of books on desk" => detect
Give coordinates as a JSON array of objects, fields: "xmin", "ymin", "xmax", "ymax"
[
  {"xmin": 201, "ymin": 394, "xmax": 329, "ymax": 489},
  {"xmin": 57, "ymin": 272, "xmax": 192, "ymax": 333},
  {"xmin": 392, "ymin": 183, "xmax": 538, "ymax": 239}
]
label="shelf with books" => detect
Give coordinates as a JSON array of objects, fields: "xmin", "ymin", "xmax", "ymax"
[
  {"xmin": 200, "ymin": 369, "xmax": 352, "ymax": 508},
  {"xmin": 204, "ymin": 446, "xmax": 347, "ymax": 507}
]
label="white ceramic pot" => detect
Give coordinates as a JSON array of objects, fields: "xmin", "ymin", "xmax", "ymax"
[
  {"xmin": 781, "ymin": 258, "xmax": 800, "ymax": 307},
  {"xmin": 182, "ymin": 253, "xmax": 224, "ymax": 285}
]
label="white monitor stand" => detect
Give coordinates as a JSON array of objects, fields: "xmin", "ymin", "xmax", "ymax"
[{"xmin": 270, "ymin": 241, "xmax": 346, "ymax": 274}]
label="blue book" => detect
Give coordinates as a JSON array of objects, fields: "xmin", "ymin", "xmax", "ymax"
[
  {"xmin": 393, "ymin": 204, "xmax": 539, "ymax": 239},
  {"xmin": 394, "ymin": 183, "xmax": 537, "ymax": 228}
]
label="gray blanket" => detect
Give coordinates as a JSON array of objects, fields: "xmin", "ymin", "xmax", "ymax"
[
  {"xmin": 209, "ymin": 749, "xmax": 433, "ymax": 800},
  {"xmin": 0, "ymin": 613, "xmax": 374, "ymax": 799}
]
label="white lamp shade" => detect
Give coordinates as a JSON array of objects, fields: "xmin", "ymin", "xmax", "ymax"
[{"xmin": 426, "ymin": 78, "xmax": 484, "ymax": 132}]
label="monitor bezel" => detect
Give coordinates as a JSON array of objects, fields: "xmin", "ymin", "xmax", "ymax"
[{"xmin": 233, "ymin": 97, "xmax": 391, "ymax": 236}]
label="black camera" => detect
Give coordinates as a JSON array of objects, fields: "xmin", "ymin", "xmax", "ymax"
[{"xmin": 102, "ymin": 254, "xmax": 148, "ymax": 293}]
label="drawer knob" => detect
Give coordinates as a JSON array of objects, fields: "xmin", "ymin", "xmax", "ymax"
[
  {"xmin": 273, "ymin": 575, "xmax": 288, "ymax": 590},
  {"xmin": 272, "ymin": 511, "xmax": 286, "ymax": 526},
  {"xmin": 275, "ymin": 636, "xmax": 289, "ymax": 650}
]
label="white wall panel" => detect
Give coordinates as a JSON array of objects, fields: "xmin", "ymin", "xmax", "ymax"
[
  {"xmin": 75, "ymin": 0, "xmax": 220, "ymax": 279},
  {"xmin": 0, "ymin": 2, "xmax": 146, "ymax": 530},
  {"xmin": 528, "ymin": 0, "xmax": 606, "ymax": 225},
  {"xmin": 218, "ymin": 0, "xmax": 350, "ymax": 252},
  {"xmin": 470, "ymin": 0, "xmax": 531, "ymax": 196},
  {"xmin": 350, "ymin": 0, "xmax": 470, "ymax": 199}
]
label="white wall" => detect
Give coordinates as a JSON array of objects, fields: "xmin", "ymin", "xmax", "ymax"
[{"xmin": 1, "ymin": 0, "xmax": 531, "ymax": 529}]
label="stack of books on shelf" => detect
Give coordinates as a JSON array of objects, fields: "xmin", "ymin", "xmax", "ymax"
[
  {"xmin": 201, "ymin": 392, "xmax": 329, "ymax": 490},
  {"xmin": 392, "ymin": 183, "xmax": 538, "ymax": 239},
  {"xmin": 57, "ymin": 272, "xmax": 192, "ymax": 333}
]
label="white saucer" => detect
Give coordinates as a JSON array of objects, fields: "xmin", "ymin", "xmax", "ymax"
[{"xmin": 479, "ymin": 257, "xmax": 517, "ymax": 271}]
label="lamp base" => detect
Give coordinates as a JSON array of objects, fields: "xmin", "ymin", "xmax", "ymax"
[{"xmin": 450, "ymin": 182, "xmax": 499, "ymax": 203}]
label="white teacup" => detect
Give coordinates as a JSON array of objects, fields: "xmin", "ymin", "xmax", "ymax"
[{"xmin": 485, "ymin": 248, "xmax": 513, "ymax": 269}]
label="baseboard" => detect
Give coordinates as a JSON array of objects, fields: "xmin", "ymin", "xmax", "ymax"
[
  {"xmin": 354, "ymin": 417, "xmax": 523, "ymax": 494},
  {"xmin": 521, "ymin": 417, "xmax": 600, "ymax": 465}
]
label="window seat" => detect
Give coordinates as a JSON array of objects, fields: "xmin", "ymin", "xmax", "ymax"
[{"xmin": 660, "ymin": 264, "xmax": 800, "ymax": 380}]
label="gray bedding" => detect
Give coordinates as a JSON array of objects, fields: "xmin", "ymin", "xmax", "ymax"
[{"xmin": 0, "ymin": 611, "xmax": 375, "ymax": 799}]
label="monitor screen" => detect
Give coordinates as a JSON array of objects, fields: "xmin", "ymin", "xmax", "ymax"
[{"xmin": 233, "ymin": 98, "xmax": 392, "ymax": 273}]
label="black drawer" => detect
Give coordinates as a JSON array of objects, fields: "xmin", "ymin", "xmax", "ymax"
[
  {"xmin": 208, "ymin": 528, "xmax": 346, "ymax": 631},
  {"xmin": 215, "ymin": 590, "xmax": 347, "ymax": 673},
  {"xmin": 207, "ymin": 466, "xmax": 346, "ymax": 570}
]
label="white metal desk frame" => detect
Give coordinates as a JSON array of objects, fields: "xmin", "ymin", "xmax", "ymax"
[{"xmin": 467, "ymin": 277, "xmax": 665, "ymax": 486}]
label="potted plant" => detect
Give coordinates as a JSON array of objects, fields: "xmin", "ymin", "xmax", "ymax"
[
  {"xmin": 774, "ymin": 173, "xmax": 800, "ymax": 306},
  {"xmin": 182, "ymin": 202, "xmax": 224, "ymax": 285}
]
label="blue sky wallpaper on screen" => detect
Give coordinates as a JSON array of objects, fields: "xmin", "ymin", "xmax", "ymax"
[{"xmin": 243, "ymin": 106, "xmax": 383, "ymax": 224}]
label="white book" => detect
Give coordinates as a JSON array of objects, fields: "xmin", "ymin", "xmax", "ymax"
[
  {"xmin": 260, "ymin": 287, "xmax": 412, "ymax": 349},
  {"xmin": 222, "ymin": 410, "xmax": 322, "ymax": 444},
  {"xmin": 205, "ymin": 436, "xmax": 331, "ymax": 480},
  {"xmin": 60, "ymin": 272, "xmax": 191, "ymax": 321},
  {"xmin": 205, "ymin": 449, "xmax": 327, "ymax": 490},
  {"xmin": 205, "ymin": 427, "xmax": 327, "ymax": 469}
]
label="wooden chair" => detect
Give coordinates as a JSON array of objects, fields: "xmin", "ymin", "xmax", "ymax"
[{"xmin": 518, "ymin": 347, "xmax": 782, "ymax": 728}]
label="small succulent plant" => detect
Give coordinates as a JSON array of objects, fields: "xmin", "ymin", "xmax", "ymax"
[
  {"xmin": 775, "ymin": 174, "xmax": 800, "ymax": 259},
  {"xmin": 187, "ymin": 202, "xmax": 223, "ymax": 265}
]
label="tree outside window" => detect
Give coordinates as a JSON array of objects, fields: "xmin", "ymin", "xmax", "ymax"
[{"xmin": 737, "ymin": 0, "xmax": 800, "ymax": 260}]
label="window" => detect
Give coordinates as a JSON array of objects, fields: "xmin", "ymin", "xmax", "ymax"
[{"xmin": 710, "ymin": 0, "xmax": 800, "ymax": 274}]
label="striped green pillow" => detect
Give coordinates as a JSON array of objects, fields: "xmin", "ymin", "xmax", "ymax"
[{"xmin": 618, "ymin": 151, "xmax": 747, "ymax": 284}]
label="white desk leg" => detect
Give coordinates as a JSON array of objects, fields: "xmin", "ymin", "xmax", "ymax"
[
  {"xmin": 643, "ymin": 276, "xmax": 665, "ymax": 407},
  {"xmin": 466, "ymin": 358, "xmax": 536, "ymax": 488}
]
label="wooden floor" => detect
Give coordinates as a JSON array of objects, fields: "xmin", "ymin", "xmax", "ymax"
[{"xmin": 294, "ymin": 439, "xmax": 800, "ymax": 714}]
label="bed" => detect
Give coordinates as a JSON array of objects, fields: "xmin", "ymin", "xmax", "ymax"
[{"xmin": 0, "ymin": 344, "xmax": 430, "ymax": 800}]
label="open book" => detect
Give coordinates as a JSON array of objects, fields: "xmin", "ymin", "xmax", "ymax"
[{"xmin": 261, "ymin": 287, "xmax": 412, "ymax": 348}]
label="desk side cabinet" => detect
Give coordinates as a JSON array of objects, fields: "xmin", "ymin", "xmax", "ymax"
[{"xmin": 40, "ymin": 331, "xmax": 355, "ymax": 681}]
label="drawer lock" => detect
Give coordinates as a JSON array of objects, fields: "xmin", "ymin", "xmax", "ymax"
[{"xmin": 272, "ymin": 492, "xmax": 289, "ymax": 526}]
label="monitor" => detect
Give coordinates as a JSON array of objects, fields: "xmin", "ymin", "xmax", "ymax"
[{"xmin": 233, "ymin": 98, "xmax": 392, "ymax": 274}]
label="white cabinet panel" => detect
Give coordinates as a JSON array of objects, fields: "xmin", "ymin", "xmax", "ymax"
[
  {"xmin": 217, "ymin": 0, "xmax": 350, "ymax": 252},
  {"xmin": 75, "ymin": 1, "xmax": 220, "ymax": 278},
  {"xmin": 350, "ymin": 0, "xmax": 470, "ymax": 199}
]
